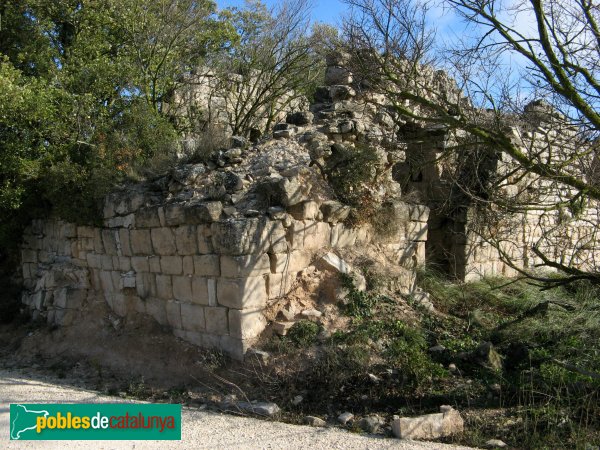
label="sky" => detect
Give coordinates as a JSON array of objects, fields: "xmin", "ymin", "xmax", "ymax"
[{"xmin": 217, "ymin": 0, "xmax": 347, "ymax": 25}]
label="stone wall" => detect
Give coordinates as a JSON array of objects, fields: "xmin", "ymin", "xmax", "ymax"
[{"xmin": 20, "ymin": 161, "xmax": 428, "ymax": 358}]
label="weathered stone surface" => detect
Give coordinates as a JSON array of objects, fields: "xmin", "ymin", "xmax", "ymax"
[
  {"xmin": 320, "ymin": 201, "xmax": 351, "ymax": 223},
  {"xmin": 221, "ymin": 254, "xmax": 271, "ymax": 277},
  {"xmin": 136, "ymin": 207, "xmax": 161, "ymax": 228},
  {"xmin": 232, "ymin": 401, "xmax": 280, "ymax": 417},
  {"xmin": 286, "ymin": 111, "xmax": 313, "ymax": 126},
  {"xmin": 304, "ymin": 416, "xmax": 326, "ymax": 427},
  {"xmin": 267, "ymin": 272, "xmax": 296, "ymax": 299},
  {"xmin": 191, "ymin": 277, "xmax": 209, "ymax": 305},
  {"xmin": 359, "ymin": 415, "xmax": 385, "ymax": 433},
  {"xmin": 330, "ymin": 224, "xmax": 357, "ymax": 247},
  {"xmin": 288, "ymin": 201, "xmax": 320, "ymax": 220},
  {"xmin": 160, "ymin": 256, "xmax": 183, "ymax": 275},
  {"xmin": 156, "ymin": 275, "xmax": 173, "ymax": 299},
  {"xmin": 269, "ymin": 250, "xmax": 312, "ymax": 274},
  {"xmin": 277, "ymin": 177, "xmax": 310, "ymax": 207},
  {"xmin": 173, "ymin": 225, "xmax": 197, "ymax": 255},
  {"xmin": 193, "ymin": 254, "xmax": 220, "ymax": 276},
  {"xmin": 391, "ymin": 406, "xmax": 464, "ymax": 440},
  {"xmin": 180, "ymin": 303, "xmax": 205, "ymax": 333},
  {"xmin": 217, "ymin": 276, "xmax": 267, "ymax": 310},
  {"xmin": 165, "ymin": 203, "xmax": 186, "ymax": 226},
  {"xmin": 211, "ymin": 219, "xmax": 268, "ymax": 255},
  {"xmin": 165, "ymin": 300, "xmax": 182, "ymax": 329},
  {"xmin": 272, "ymin": 321, "xmax": 295, "ymax": 336},
  {"xmin": 325, "ymin": 66, "xmax": 352, "ymax": 85},
  {"xmin": 145, "ymin": 297, "xmax": 168, "ymax": 325},
  {"xmin": 228, "ymin": 308, "xmax": 266, "ymax": 340},
  {"xmin": 130, "ymin": 230, "xmax": 153, "ymax": 255},
  {"xmin": 338, "ymin": 412, "xmax": 354, "ymax": 425},
  {"xmin": 151, "ymin": 228, "xmax": 176, "ymax": 255},
  {"xmin": 204, "ymin": 306, "xmax": 229, "ymax": 335},
  {"xmin": 172, "ymin": 275, "xmax": 193, "ymax": 302},
  {"xmin": 330, "ymin": 85, "xmax": 356, "ymax": 101},
  {"xmin": 184, "ymin": 201, "xmax": 223, "ymax": 223}
]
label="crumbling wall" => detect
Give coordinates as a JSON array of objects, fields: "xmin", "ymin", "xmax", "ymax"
[{"xmin": 20, "ymin": 146, "xmax": 428, "ymax": 358}]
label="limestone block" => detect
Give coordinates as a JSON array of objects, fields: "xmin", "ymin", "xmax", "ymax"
[
  {"xmin": 265, "ymin": 220, "xmax": 288, "ymax": 253},
  {"xmin": 165, "ymin": 300, "xmax": 182, "ymax": 329},
  {"xmin": 407, "ymin": 221, "xmax": 428, "ymax": 241},
  {"xmin": 165, "ymin": 203, "xmax": 186, "ymax": 226},
  {"xmin": 408, "ymin": 204, "xmax": 430, "ymax": 222},
  {"xmin": 221, "ymin": 254, "xmax": 272, "ymax": 277},
  {"xmin": 151, "ymin": 228, "xmax": 176, "ymax": 255},
  {"xmin": 86, "ymin": 254, "xmax": 102, "ymax": 269},
  {"xmin": 219, "ymin": 336, "xmax": 250, "ymax": 360},
  {"xmin": 194, "ymin": 254, "xmax": 220, "ymax": 277},
  {"xmin": 172, "ymin": 275, "xmax": 193, "ymax": 302},
  {"xmin": 160, "ymin": 256, "xmax": 183, "ymax": 275},
  {"xmin": 391, "ymin": 406, "xmax": 463, "ymax": 440},
  {"xmin": 331, "ymin": 224, "xmax": 357, "ymax": 247},
  {"xmin": 288, "ymin": 201, "xmax": 320, "ymax": 220},
  {"xmin": 131, "ymin": 256, "xmax": 150, "ymax": 273},
  {"xmin": 287, "ymin": 220, "xmax": 306, "ymax": 250},
  {"xmin": 280, "ymin": 177, "xmax": 311, "ymax": 207},
  {"xmin": 77, "ymin": 226, "xmax": 95, "ymax": 239},
  {"xmin": 303, "ymin": 221, "xmax": 331, "ymax": 250},
  {"xmin": 197, "ymin": 225, "xmax": 214, "ymax": 254},
  {"xmin": 140, "ymin": 256, "xmax": 157, "ymax": 273},
  {"xmin": 191, "ymin": 277, "xmax": 209, "ymax": 305},
  {"xmin": 207, "ymin": 278, "xmax": 217, "ymax": 307},
  {"xmin": 217, "ymin": 276, "xmax": 267, "ymax": 310},
  {"xmin": 120, "ymin": 271, "xmax": 136, "ymax": 289},
  {"xmin": 183, "ymin": 256, "xmax": 194, "ymax": 275},
  {"xmin": 204, "ymin": 307, "xmax": 229, "ymax": 335},
  {"xmin": 136, "ymin": 272, "xmax": 156, "ymax": 298},
  {"xmin": 21, "ymin": 249, "xmax": 37, "ymax": 263},
  {"xmin": 158, "ymin": 207, "xmax": 166, "ymax": 227},
  {"xmin": 211, "ymin": 218, "xmax": 269, "ymax": 256},
  {"xmin": 156, "ymin": 275, "xmax": 173, "ymax": 299},
  {"xmin": 135, "ymin": 207, "xmax": 161, "ymax": 228},
  {"xmin": 269, "ymin": 250, "xmax": 312, "ymax": 274},
  {"xmin": 181, "ymin": 303, "xmax": 206, "ymax": 332},
  {"xmin": 320, "ymin": 201, "xmax": 351, "ymax": 223},
  {"xmin": 145, "ymin": 297, "xmax": 168, "ymax": 326},
  {"xmin": 105, "ymin": 214, "xmax": 135, "ymax": 229},
  {"xmin": 100, "ymin": 255, "xmax": 113, "ymax": 271},
  {"xmin": 117, "ymin": 229, "xmax": 132, "ymax": 256},
  {"xmin": 101, "ymin": 230, "xmax": 119, "ymax": 255},
  {"xmin": 228, "ymin": 309, "xmax": 266, "ymax": 340},
  {"xmin": 130, "ymin": 229, "xmax": 153, "ymax": 255},
  {"xmin": 184, "ymin": 201, "xmax": 223, "ymax": 223},
  {"xmin": 174, "ymin": 225, "xmax": 197, "ymax": 255}
]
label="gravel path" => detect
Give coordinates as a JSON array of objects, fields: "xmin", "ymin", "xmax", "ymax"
[{"xmin": 1, "ymin": 369, "xmax": 472, "ymax": 449}]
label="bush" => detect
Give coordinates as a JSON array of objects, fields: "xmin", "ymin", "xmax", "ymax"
[{"xmin": 287, "ymin": 320, "xmax": 320, "ymax": 347}]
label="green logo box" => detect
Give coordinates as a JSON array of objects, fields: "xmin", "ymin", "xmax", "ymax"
[{"xmin": 10, "ymin": 403, "xmax": 181, "ymax": 440}]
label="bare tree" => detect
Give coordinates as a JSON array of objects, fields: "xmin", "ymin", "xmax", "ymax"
[
  {"xmin": 340, "ymin": 0, "xmax": 600, "ymax": 286},
  {"xmin": 211, "ymin": 0, "xmax": 324, "ymax": 138}
]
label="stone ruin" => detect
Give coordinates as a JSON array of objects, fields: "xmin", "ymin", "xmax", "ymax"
[{"xmin": 18, "ymin": 52, "xmax": 600, "ymax": 358}]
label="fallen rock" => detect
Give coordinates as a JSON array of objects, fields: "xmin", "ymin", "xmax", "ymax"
[
  {"xmin": 300, "ymin": 309, "xmax": 322, "ymax": 320},
  {"xmin": 272, "ymin": 321, "xmax": 295, "ymax": 336},
  {"xmin": 304, "ymin": 416, "xmax": 327, "ymax": 427},
  {"xmin": 224, "ymin": 400, "xmax": 280, "ymax": 417},
  {"xmin": 317, "ymin": 253, "xmax": 366, "ymax": 292},
  {"xmin": 287, "ymin": 111, "xmax": 314, "ymax": 126},
  {"xmin": 292, "ymin": 395, "xmax": 303, "ymax": 406},
  {"xmin": 320, "ymin": 201, "xmax": 351, "ymax": 223},
  {"xmin": 358, "ymin": 415, "xmax": 385, "ymax": 433},
  {"xmin": 391, "ymin": 406, "xmax": 464, "ymax": 440},
  {"xmin": 473, "ymin": 342, "xmax": 503, "ymax": 371},
  {"xmin": 485, "ymin": 439, "xmax": 508, "ymax": 448},
  {"xmin": 338, "ymin": 412, "xmax": 354, "ymax": 425}
]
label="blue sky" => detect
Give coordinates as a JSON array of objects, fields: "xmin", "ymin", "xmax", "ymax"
[{"xmin": 217, "ymin": 0, "xmax": 347, "ymax": 25}]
